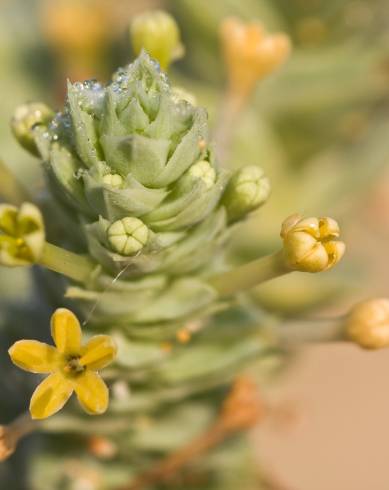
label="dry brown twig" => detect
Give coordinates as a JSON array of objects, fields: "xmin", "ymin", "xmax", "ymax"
[{"xmin": 117, "ymin": 375, "xmax": 265, "ymax": 490}]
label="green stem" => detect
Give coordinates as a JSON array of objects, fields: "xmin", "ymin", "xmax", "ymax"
[
  {"xmin": 277, "ymin": 318, "xmax": 345, "ymax": 346},
  {"xmin": 0, "ymin": 160, "xmax": 31, "ymax": 205},
  {"xmin": 208, "ymin": 250, "xmax": 290, "ymax": 297},
  {"xmin": 38, "ymin": 242, "xmax": 95, "ymax": 283}
]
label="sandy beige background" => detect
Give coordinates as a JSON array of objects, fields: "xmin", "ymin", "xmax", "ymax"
[{"xmin": 255, "ymin": 343, "xmax": 389, "ymax": 490}]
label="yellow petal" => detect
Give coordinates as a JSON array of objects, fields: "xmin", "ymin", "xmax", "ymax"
[
  {"xmin": 30, "ymin": 372, "xmax": 73, "ymax": 419},
  {"xmin": 51, "ymin": 308, "xmax": 82, "ymax": 355},
  {"xmin": 74, "ymin": 371, "xmax": 108, "ymax": 415},
  {"xmin": 9, "ymin": 340, "xmax": 59, "ymax": 373},
  {"xmin": 80, "ymin": 335, "xmax": 117, "ymax": 370}
]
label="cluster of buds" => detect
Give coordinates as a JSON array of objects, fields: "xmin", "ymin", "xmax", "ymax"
[{"xmin": 220, "ymin": 17, "xmax": 291, "ymax": 98}]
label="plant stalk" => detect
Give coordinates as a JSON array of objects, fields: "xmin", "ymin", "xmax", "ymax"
[
  {"xmin": 208, "ymin": 250, "xmax": 290, "ymax": 297},
  {"xmin": 38, "ymin": 242, "xmax": 95, "ymax": 283}
]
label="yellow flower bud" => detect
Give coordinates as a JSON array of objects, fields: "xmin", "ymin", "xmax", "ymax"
[
  {"xmin": 11, "ymin": 103, "xmax": 54, "ymax": 156},
  {"xmin": 346, "ymin": 298, "xmax": 389, "ymax": 350},
  {"xmin": 188, "ymin": 160, "xmax": 216, "ymax": 189},
  {"xmin": 220, "ymin": 17, "xmax": 291, "ymax": 97},
  {"xmin": 130, "ymin": 10, "xmax": 184, "ymax": 71},
  {"xmin": 0, "ymin": 202, "xmax": 45, "ymax": 267},
  {"xmin": 107, "ymin": 217, "xmax": 149, "ymax": 256},
  {"xmin": 102, "ymin": 173, "xmax": 123, "ymax": 188},
  {"xmin": 280, "ymin": 214, "xmax": 345, "ymax": 273}
]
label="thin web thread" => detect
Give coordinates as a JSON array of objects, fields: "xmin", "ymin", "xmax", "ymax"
[{"xmin": 82, "ymin": 263, "xmax": 131, "ymax": 327}]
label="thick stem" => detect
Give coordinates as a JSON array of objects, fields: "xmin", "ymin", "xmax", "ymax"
[
  {"xmin": 277, "ymin": 317, "xmax": 345, "ymax": 347},
  {"xmin": 38, "ymin": 242, "xmax": 95, "ymax": 283},
  {"xmin": 208, "ymin": 250, "xmax": 290, "ymax": 297},
  {"xmin": 0, "ymin": 160, "xmax": 31, "ymax": 205}
]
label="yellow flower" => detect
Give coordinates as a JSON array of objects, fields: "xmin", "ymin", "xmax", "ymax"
[
  {"xmin": 0, "ymin": 202, "xmax": 45, "ymax": 267},
  {"xmin": 280, "ymin": 214, "xmax": 345, "ymax": 273},
  {"xmin": 220, "ymin": 17, "xmax": 291, "ymax": 97},
  {"xmin": 8, "ymin": 308, "xmax": 117, "ymax": 420}
]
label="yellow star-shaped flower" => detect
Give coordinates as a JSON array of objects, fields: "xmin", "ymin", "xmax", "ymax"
[{"xmin": 8, "ymin": 308, "xmax": 117, "ymax": 420}]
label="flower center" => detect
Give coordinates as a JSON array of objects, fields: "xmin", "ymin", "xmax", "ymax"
[{"xmin": 63, "ymin": 356, "xmax": 85, "ymax": 376}]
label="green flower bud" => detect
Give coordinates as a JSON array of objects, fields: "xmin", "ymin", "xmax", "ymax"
[
  {"xmin": 102, "ymin": 173, "xmax": 123, "ymax": 188},
  {"xmin": 188, "ymin": 160, "xmax": 216, "ymax": 189},
  {"xmin": 222, "ymin": 165, "xmax": 270, "ymax": 222},
  {"xmin": 130, "ymin": 10, "xmax": 184, "ymax": 70},
  {"xmin": 0, "ymin": 202, "xmax": 45, "ymax": 267},
  {"xmin": 107, "ymin": 217, "xmax": 149, "ymax": 256},
  {"xmin": 11, "ymin": 103, "xmax": 54, "ymax": 156}
]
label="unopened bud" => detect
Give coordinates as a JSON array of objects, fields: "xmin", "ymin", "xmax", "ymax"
[
  {"xmin": 346, "ymin": 298, "xmax": 389, "ymax": 350},
  {"xmin": 220, "ymin": 17, "xmax": 291, "ymax": 97},
  {"xmin": 130, "ymin": 10, "xmax": 184, "ymax": 70},
  {"xmin": 102, "ymin": 173, "xmax": 123, "ymax": 188},
  {"xmin": 107, "ymin": 217, "xmax": 149, "ymax": 256},
  {"xmin": 281, "ymin": 214, "xmax": 345, "ymax": 273},
  {"xmin": 11, "ymin": 103, "xmax": 54, "ymax": 156},
  {"xmin": 188, "ymin": 160, "xmax": 216, "ymax": 189},
  {"xmin": 0, "ymin": 202, "xmax": 45, "ymax": 267},
  {"xmin": 222, "ymin": 165, "xmax": 270, "ymax": 222}
]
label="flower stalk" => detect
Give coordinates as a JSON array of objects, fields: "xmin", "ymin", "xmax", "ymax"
[
  {"xmin": 38, "ymin": 242, "xmax": 95, "ymax": 283},
  {"xmin": 208, "ymin": 250, "xmax": 289, "ymax": 297},
  {"xmin": 0, "ymin": 413, "xmax": 37, "ymax": 462}
]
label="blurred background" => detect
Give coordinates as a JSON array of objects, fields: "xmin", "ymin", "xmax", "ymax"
[{"xmin": 1, "ymin": 0, "xmax": 389, "ymax": 489}]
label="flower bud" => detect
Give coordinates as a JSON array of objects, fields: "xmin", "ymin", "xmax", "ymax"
[
  {"xmin": 130, "ymin": 10, "xmax": 184, "ymax": 70},
  {"xmin": 188, "ymin": 160, "xmax": 216, "ymax": 189},
  {"xmin": 222, "ymin": 165, "xmax": 270, "ymax": 222},
  {"xmin": 220, "ymin": 17, "xmax": 291, "ymax": 97},
  {"xmin": 102, "ymin": 173, "xmax": 123, "ymax": 188},
  {"xmin": 107, "ymin": 217, "xmax": 149, "ymax": 256},
  {"xmin": 11, "ymin": 103, "xmax": 54, "ymax": 156},
  {"xmin": 281, "ymin": 214, "xmax": 345, "ymax": 273},
  {"xmin": 0, "ymin": 202, "xmax": 45, "ymax": 267},
  {"xmin": 346, "ymin": 298, "xmax": 389, "ymax": 350}
]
